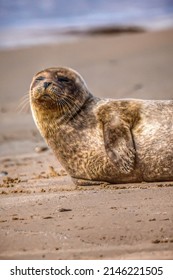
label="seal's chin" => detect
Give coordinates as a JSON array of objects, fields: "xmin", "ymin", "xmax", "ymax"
[{"xmin": 32, "ymin": 91, "xmax": 53, "ymax": 102}]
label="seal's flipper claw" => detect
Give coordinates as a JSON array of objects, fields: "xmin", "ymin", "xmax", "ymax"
[{"xmin": 72, "ymin": 177, "xmax": 110, "ymax": 186}]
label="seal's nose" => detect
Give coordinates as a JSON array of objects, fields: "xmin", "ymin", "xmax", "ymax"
[{"xmin": 43, "ymin": 82, "xmax": 51, "ymax": 89}]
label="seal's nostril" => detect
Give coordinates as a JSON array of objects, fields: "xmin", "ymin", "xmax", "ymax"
[{"xmin": 43, "ymin": 82, "xmax": 51, "ymax": 89}]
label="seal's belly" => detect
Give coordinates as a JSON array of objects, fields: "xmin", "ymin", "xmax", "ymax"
[
  {"xmin": 53, "ymin": 127, "xmax": 140, "ymax": 183},
  {"xmin": 57, "ymin": 129, "xmax": 116, "ymax": 181},
  {"xmin": 62, "ymin": 140, "xmax": 138, "ymax": 183},
  {"xmin": 133, "ymin": 110, "xmax": 173, "ymax": 181}
]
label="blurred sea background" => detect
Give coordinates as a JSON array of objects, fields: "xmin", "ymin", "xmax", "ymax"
[{"xmin": 0, "ymin": 0, "xmax": 173, "ymax": 49}]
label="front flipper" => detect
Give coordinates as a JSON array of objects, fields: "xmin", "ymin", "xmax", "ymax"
[{"xmin": 102, "ymin": 115, "xmax": 136, "ymax": 174}]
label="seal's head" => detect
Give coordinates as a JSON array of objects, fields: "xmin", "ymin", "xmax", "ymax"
[{"xmin": 30, "ymin": 67, "xmax": 91, "ymax": 130}]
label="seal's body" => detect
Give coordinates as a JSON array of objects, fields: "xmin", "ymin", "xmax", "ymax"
[{"xmin": 30, "ymin": 67, "xmax": 173, "ymax": 185}]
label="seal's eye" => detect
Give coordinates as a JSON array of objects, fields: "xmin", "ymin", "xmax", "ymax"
[
  {"xmin": 35, "ymin": 76, "xmax": 45, "ymax": 82},
  {"xmin": 57, "ymin": 76, "xmax": 70, "ymax": 83}
]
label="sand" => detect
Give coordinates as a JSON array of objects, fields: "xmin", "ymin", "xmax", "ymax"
[{"xmin": 0, "ymin": 29, "xmax": 173, "ymax": 260}]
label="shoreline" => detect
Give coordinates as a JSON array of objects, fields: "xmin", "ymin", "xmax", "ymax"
[
  {"xmin": 0, "ymin": 24, "xmax": 146, "ymax": 51},
  {"xmin": 1, "ymin": 22, "xmax": 173, "ymax": 51}
]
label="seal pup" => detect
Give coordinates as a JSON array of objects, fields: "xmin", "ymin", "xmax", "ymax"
[{"xmin": 30, "ymin": 67, "xmax": 173, "ymax": 185}]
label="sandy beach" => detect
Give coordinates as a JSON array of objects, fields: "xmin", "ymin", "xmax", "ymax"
[{"xmin": 0, "ymin": 29, "xmax": 173, "ymax": 260}]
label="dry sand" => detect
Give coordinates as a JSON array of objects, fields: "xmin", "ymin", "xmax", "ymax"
[{"xmin": 0, "ymin": 29, "xmax": 173, "ymax": 260}]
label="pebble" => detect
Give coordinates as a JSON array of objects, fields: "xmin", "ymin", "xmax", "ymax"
[
  {"xmin": 0, "ymin": 171, "xmax": 8, "ymax": 177},
  {"xmin": 35, "ymin": 146, "xmax": 48, "ymax": 153}
]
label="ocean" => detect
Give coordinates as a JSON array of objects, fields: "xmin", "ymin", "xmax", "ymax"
[{"xmin": 0, "ymin": 0, "xmax": 173, "ymax": 49}]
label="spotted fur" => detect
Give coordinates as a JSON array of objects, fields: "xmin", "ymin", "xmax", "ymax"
[{"xmin": 30, "ymin": 67, "xmax": 173, "ymax": 185}]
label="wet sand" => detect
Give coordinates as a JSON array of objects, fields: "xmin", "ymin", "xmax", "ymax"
[{"xmin": 0, "ymin": 29, "xmax": 173, "ymax": 259}]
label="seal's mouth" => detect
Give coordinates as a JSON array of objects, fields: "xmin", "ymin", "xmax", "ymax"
[
  {"xmin": 32, "ymin": 90, "xmax": 55, "ymax": 102},
  {"xmin": 30, "ymin": 83, "xmax": 61, "ymax": 112},
  {"xmin": 31, "ymin": 79, "xmax": 61, "ymax": 100}
]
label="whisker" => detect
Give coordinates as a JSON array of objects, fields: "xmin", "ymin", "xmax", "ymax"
[
  {"xmin": 16, "ymin": 95, "xmax": 30, "ymax": 114},
  {"xmin": 19, "ymin": 93, "xmax": 30, "ymax": 100},
  {"xmin": 59, "ymin": 100, "xmax": 71, "ymax": 120},
  {"xmin": 64, "ymin": 97, "xmax": 81, "ymax": 114},
  {"xmin": 17, "ymin": 102, "xmax": 30, "ymax": 114},
  {"xmin": 60, "ymin": 100, "xmax": 74, "ymax": 124},
  {"xmin": 60, "ymin": 99, "xmax": 78, "ymax": 124},
  {"xmin": 18, "ymin": 97, "xmax": 30, "ymax": 107}
]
